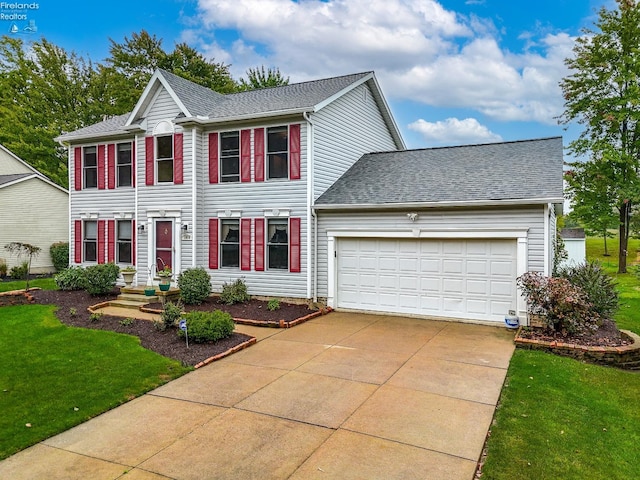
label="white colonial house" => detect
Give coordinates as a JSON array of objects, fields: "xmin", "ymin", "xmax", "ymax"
[{"xmin": 57, "ymin": 70, "xmax": 563, "ymax": 325}]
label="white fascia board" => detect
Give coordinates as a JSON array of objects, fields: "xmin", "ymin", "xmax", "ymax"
[
  {"xmin": 313, "ymin": 197, "xmax": 565, "ymax": 211},
  {"xmin": 174, "ymin": 108, "xmax": 310, "ymax": 126},
  {"xmin": 55, "ymin": 131, "xmax": 132, "ymax": 145},
  {"xmin": 313, "ymin": 72, "xmax": 374, "ymax": 112},
  {"xmin": 0, "ymin": 174, "xmax": 68, "ymax": 194}
]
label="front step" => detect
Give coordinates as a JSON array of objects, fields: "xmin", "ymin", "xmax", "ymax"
[
  {"xmin": 117, "ymin": 293, "xmax": 159, "ymax": 303},
  {"xmin": 109, "ymin": 299, "xmax": 155, "ymax": 310}
]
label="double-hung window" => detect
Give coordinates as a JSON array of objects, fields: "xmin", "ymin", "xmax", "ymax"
[
  {"xmin": 220, "ymin": 131, "xmax": 240, "ymax": 182},
  {"xmin": 117, "ymin": 220, "xmax": 132, "ymax": 264},
  {"xmin": 267, "ymin": 126, "xmax": 288, "ymax": 179},
  {"xmin": 83, "ymin": 220, "xmax": 97, "ymax": 262},
  {"xmin": 220, "ymin": 219, "xmax": 240, "ymax": 267},
  {"xmin": 156, "ymin": 135, "xmax": 173, "ymax": 183},
  {"xmin": 267, "ymin": 219, "xmax": 288, "ymax": 269},
  {"xmin": 83, "ymin": 146, "xmax": 98, "ymax": 188},
  {"xmin": 117, "ymin": 143, "xmax": 132, "ymax": 187}
]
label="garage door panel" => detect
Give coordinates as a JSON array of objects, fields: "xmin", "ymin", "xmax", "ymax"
[{"xmin": 337, "ymin": 238, "xmax": 516, "ymax": 323}]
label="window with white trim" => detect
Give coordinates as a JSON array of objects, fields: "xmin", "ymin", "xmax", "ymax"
[
  {"xmin": 267, "ymin": 126, "xmax": 288, "ymax": 179},
  {"xmin": 83, "ymin": 146, "xmax": 97, "ymax": 188},
  {"xmin": 156, "ymin": 135, "xmax": 173, "ymax": 183},
  {"xmin": 267, "ymin": 218, "xmax": 288, "ymax": 269},
  {"xmin": 220, "ymin": 219, "xmax": 240, "ymax": 267},
  {"xmin": 83, "ymin": 220, "xmax": 97, "ymax": 262},
  {"xmin": 220, "ymin": 131, "xmax": 240, "ymax": 182},
  {"xmin": 117, "ymin": 220, "xmax": 132, "ymax": 264},
  {"xmin": 117, "ymin": 143, "xmax": 132, "ymax": 187}
]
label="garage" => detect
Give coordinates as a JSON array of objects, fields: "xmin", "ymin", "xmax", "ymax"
[{"xmin": 336, "ymin": 237, "xmax": 518, "ymax": 323}]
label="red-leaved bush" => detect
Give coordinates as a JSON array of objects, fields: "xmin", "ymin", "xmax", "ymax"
[{"xmin": 517, "ymin": 272, "xmax": 600, "ymax": 335}]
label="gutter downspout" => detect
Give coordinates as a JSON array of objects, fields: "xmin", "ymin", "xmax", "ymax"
[
  {"xmin": 134, "ymin": 134, "xmax": 140, "ymax": 281},
  {"xmin": 303, "ymin": 111, "xmax": 316, "ymax": 302},
  {"xmin": 191, "ymin": 127, "xmax": 197, "ymax": 267}
]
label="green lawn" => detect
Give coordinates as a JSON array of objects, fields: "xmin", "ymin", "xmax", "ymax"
[
  {"xmin": 482, "ymin": 236, "xmax": 640, "ymax": 479},
  {"xmin": 0, "ymin": 277, "xmax": 57, "ymax": 292},
  {"xmin": 0, "ymin": 304, "xmax": 191, "ymax": 460}
]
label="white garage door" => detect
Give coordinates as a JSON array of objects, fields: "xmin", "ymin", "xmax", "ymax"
[{"xmin": 337, "ymin": 238, "xmax": 517, "ymax": 323}]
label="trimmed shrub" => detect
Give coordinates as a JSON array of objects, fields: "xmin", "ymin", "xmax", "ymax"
[
  {"xmin": 55, "ymin": 266, "xmax": 86, "ymax": 291},
  {"xmin": 178, "ymin": 267, "xmax": 212, "ymax": 305},
  {"xmin": 159, "ymin": 301, "xmax": 183, "ymax": 331},
  {"xmin": 220, "ymin": 278, "xmax": 250, "ymax": 305},
  {"xmin": 83, "ymin": 263, "xmax": 120, "ymax": 295},
  {"xmin": 556, "ymin": 261, "xmax": 619, "ymax": 320},
  {"xmin": 9, "ymin": 261, "xmax": 29, "ymax": 280},
  {"xmin": 0, "ymin": 261, "xmax": 7, "ymax": 278},
  {"xmin": 517, "ymin": 271, "xmax": 600, "ymax": 335},
  {"xmin": 49, "ymin": 242, "xmax": 69, "ymax": 272},
  {"xmin": 177, "ymin": 310, "xmax": 235, "ymax": 343}
]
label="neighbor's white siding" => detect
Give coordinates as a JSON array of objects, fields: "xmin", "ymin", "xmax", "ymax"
[
  {"xmin": 0, "ymin": 147, "xmax": 33, "ymax": 174},
  {"xmin": 312, "ymin": 82, "xmax": 398, "ymax": 200},
  {"xmin": 316, "ymin": 206, "xmax": 546, "ymax": 298},
  {"xmin": 1, "ymin": 178, "xmax": 68, "ymax": 272}
]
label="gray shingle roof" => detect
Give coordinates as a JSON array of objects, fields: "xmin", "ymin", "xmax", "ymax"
[
  {"xmin": 57, "ymin": 112, "xmax": 131, "ymax": 140},
  {"xmin": 0, "ymin": 173, "xmax": 32, "ymax": 187},
  {"xmin": 205, "ymin": 72, "xmax": 371, "ymax": 119},
  {"xmin": 158, "ymin": 69, "xmax": 225, "ymax": 117},
  {"xmin": 316, "ymin": 137, "xmax": 564, "ymax": 207}
]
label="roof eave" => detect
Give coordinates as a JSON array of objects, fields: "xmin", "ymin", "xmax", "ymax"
[
  {"xmin": 55, "ymin": 130, "xmax": 132, "ymax": 145},
  {"xmin": 0, "ymin": 173, "xmax": 68, "ymax": 193},
  {"xmin": 175, "ymin": 107, "xmax": 312, "ymax": 126},
  {"xmin": 313, "ymin": 197, "xmax": 565, "ymax": 211}
]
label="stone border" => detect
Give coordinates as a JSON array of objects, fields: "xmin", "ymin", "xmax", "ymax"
[
  {"xmin": 515, "ymin": 328, "xmax": 640, "ymax": 370},
  {"xmin": 194, "ymin": 336, "xmax": 257, "ymax": 369},
  {"xmin": 0, "ymin": 288, "xmax": 37, "ymax": 303}
]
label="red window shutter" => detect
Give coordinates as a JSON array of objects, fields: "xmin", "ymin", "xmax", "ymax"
[
  {"xmin": 241, "ymin": 218, "xmax": 251, "ymax": 271},
  {"xmin": 98, "ymin": 145, "xmax": 106, "ymax": 189},
  {"xmin": 174, "ymin": 133, "xmax": 184, "ymax": 184},
  {"xmin": 208, "ymin": 218, "xmax": 219, "ymax": 269},
  {"xmin": 145, "ymin": 136, "xmax": 154, "ymax": 185},
  {"xmin": 132, "ymin": 220, "xmax": 136, "ymax": 266},
  {"xmin": 254, "ymin": 128, "xmax": 264, "ymax": 182},
  {"xmin": 97, "ymin": 220, "xmax": 106, "ymax": 264},
  {"xmin": 107, "ymin": 144, "xmax": 115, "ymax": 189},
  {"xmin": 208, "ymin": 132, "xmax": 219, "ymax": 184},
  {"xmin": 74, "ymin": 147, "xmax": 82, "ymax": 191},
  {"xmin": 241, "ymin": 129, "xmax": 251, "ymax": 183},
  {"xmin": 254, "ymin": 218, "xmax": 264, "ymax": 271},
  {"xmin": 290, "ymin": 217, "xmax": 301, "ymax": 273},
  {"xmin": 74, "ymin": 220, "xmax": 82, "ymax": 263},
  {"xmin": 131, "ymin": 140, "xmax": 136, "ymax": 187},
  {"xmin": 107, "ymin": 220, "xmax": 115, "ymax": 262},
  {"xmin": 289, "ymin": 124, "xmax": 301, "ymax": 180}
]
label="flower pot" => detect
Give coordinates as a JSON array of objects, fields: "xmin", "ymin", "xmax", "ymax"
[
  {"xmin": 122, "ymin": 271, "xmax": 136, "ymax": 287},
  {"xmin": 144, "ymin": 288, "xmax": 156, "ymax": 296},
  {"xmin": 159, "ymin": 283, "xmax": 171, "ymax": 292}
]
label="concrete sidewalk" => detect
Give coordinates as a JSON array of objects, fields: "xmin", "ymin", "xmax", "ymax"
[{"xmin": 0, "ymin": 313, "xmax": 515, "ymax": 480}]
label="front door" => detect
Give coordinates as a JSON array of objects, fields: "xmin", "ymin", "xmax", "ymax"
[{"xmin": 155, "ymin": 220, "xmax": 173, "ymax": 272}]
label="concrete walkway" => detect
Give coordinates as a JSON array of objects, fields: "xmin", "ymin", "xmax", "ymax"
[{"xmin": 0, "ymin": 312, "xmax": 515, "ymax": 480}]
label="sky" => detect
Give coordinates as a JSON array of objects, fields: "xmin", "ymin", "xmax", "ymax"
[{"xmin": 0, "ymin": 0, "xmax": 616, "ymax": 151}]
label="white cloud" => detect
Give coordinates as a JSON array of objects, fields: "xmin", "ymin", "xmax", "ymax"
[
  {"xmin": 408, "ymin": 117, "xmax": 502, "ymax": 145},
  {"xmin": 192, "ymin": 0, "xmax": 576, "ymax": 125}
]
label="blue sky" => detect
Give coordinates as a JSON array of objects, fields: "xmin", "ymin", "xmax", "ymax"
[{"xmin": 1, "ymin": 0, "xmax": 614, "ymax": 150}]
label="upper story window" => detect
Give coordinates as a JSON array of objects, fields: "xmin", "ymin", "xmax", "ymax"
[
  {"xmin": 117, "ymin": 143, "xmax": 132, "ymax": 187},
  {"xmin": 83, "ymin": 220, "xmax": 97, "ymax": 262},
  {"xmin": 267, "ymin": 218, "xmax": 288, "ymax": 269},
  {"xmin": 83, "ymin": 146, "xmax": 97, "ymax": 188},
  {"xmin": 267, "ymin": 126, "xmax": 288, "ymax": 179},
  {"xmin": 220, "ymin": 219, "xmax": 240, "ymax": 267},
  {"xmin": 156, "ymin": 135, "xmax": 173, "ymax": 183},
  {"xmin": 117, "ymin": 220, "xmax": 132, "ymax": 264},
  {"xmin": 220, "ymin": 131, "xmax": 240, "ymax": 183}
]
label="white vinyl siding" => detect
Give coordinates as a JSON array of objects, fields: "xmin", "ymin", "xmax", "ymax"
[
  {"xmin": 0, "ymin": 178, "xmax": 68, "ymax": 272},
  {"xmin": 312, "ymin": 82, "xmax": 398, "ymax": 200}
]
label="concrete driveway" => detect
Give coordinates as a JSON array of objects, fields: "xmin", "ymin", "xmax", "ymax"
[{"xmin": 0, "ymin": 312, "xmax": 515, "ymax": 480}]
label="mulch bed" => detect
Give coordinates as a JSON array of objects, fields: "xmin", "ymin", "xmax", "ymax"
[
  {"xmin": 516, "ymin": 318, "xmax": 632, "ymax": 347},
  {"xmin": 7, "ymin": 289, "xmax": 265, "ymax": 367}
]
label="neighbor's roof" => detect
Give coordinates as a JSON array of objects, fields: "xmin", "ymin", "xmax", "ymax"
[
  {"xmin": 0, "ymin": 173, "xmax": 32, "ymax": 187},
  {"xmin": 315, "ymin": 137, "xmax": 564, "ymax": 209},
  {"xmin": 56, "ymin": 70, "xmax": 404, "ymax": 148},
  {"xmin": 0, "ymin": 173, "xmax": 68, "ymax": 193}
]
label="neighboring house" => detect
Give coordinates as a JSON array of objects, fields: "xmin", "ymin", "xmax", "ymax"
[
  {"xmin": 0, "ymin": 144, "xmax": 69, "ymax": 273},
  {"xmin": 56, "ymin": 69, "xmax": 563, "ymax": 325},
  {"xmin": 559, "ymin": 227, "xmax": 586, "ymax": 267}
]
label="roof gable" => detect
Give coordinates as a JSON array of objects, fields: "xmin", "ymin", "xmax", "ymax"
[
  {"xmin": 0, "ymin": 144, "xmax": 38, "ymax": 175},
  {"xmin": 316, "ymin": 137, "xmax": 564, "ymax": 208}
]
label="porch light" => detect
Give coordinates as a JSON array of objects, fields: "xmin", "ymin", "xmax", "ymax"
[
  {"xmin": 406, "ymin": 212, "xmax": 419, "ymax": 222},
  {"xmin": 138, "ymin": 224, "xmax": 145, "ymax": 233}
]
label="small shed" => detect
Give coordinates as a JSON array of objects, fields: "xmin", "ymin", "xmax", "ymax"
[{"xmin": 560, "ymin": 228, "xmax": 586, "ymax": 267}]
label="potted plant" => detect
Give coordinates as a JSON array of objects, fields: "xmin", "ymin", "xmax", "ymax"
[
  {"xmin": 121, "ymin": 266, "xmax": 137, "ymax": 287},
  {"xmin": 157, "ymin": 265, "xmax": 172, "ymax": 291}
]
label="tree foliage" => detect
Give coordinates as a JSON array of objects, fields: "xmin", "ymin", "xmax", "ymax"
[
  {"xmin": 4, "ymin": 242, "xmax": 41, "ymax": 290},
  {"xmin": 559, "ymin": 0, "xmax": 640, "ymax": 273},
  {"xmin": 0, "ymin": 31, "xmax": 287, "ymax": 188}
]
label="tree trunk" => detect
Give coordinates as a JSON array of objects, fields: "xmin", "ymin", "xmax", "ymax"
[
  {"xmin": 603, "ymin": 232, "xmax": 609, "ymax": 256},
  {"xmin": 618, "ymin": 202, "xmax": 630, "ymax": 274}
]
